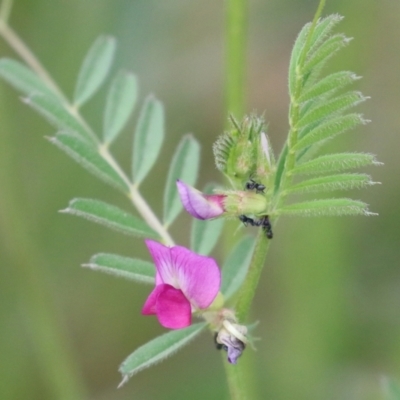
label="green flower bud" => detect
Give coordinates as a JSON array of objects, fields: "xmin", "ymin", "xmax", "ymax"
[{"xmin": 213, "ymin": 114, "xmax": 275, "ymax": 191}]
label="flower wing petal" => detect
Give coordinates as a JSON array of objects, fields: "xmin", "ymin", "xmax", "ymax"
[
  {"xmin": 141, "ymin": 284, "xmax": 164, "ymax": 315},
  {"xmin": 176, "ymin": 180, "xmax": 225, "ymax": 220},
  {"xmin": 170, "ymin": 245, "xmax": 221, "ymax": 309},
  {"xmin": 156, "ymin": 284, "xmax": 192, "ymax": 329}
]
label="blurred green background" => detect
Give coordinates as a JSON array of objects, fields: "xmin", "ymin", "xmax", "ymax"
[{"xmin": 0, "ymin": 0, "xmax": 398, "ymax": 399}]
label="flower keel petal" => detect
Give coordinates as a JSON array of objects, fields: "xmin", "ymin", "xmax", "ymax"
[{"xmin": 156, "ymin": 284, "xmax": 192, "ymax": 329}]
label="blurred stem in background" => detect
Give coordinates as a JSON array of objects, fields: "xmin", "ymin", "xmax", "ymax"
[
  {"xmin": 224, "ymin": 0, "xmax": 247, "ymax": 120},
  {"xmin": 0, "ymin": 0, "xmax": 87, "ymax": 399}
]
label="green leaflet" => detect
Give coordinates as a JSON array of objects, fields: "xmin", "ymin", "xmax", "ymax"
[
  {"xmin": 119, "ymin": 322, "xmax": 206, "ymax": 386},
  {"xmin": 61, "ymin": 198, "xmax": 158, "ymax": 239},
  {"xmin": 303, "ymin": 33, "xmax": 350, "ymax": 78},
  {"xmin": 84, "ymin": 253, "xmax": 155, "ymax": 284},
  {"xmin": 292, "ymin": 153, "xmax": 380, "ymax": 175},
  {"xmin": 287, "ymin": 173, "xmax": 374, "ymax": 194},
  {"xmin": 25, "ymin": 94, "xmax": 95, "ymax": 143},
  {"xmin": 0, "ymin": 58, "xmax": 60, "ymax": 99},
  {"xmin": 307, "ymin": 14, "xmax": 343, "ymax": 56},
  {"xmin": 103, "ymin": 70, "xmax": 138, "ymax": 144},
  {"xmin": 163, "ymin": 135, "xmax": 200, "ymax": 226},
  {"xmin": 191, "ymin": 218, "xmax": 224, "ymax": 256},
  {"xmin": 294, "ymin": 113, "xmax": 365, "ymax": 151},
  {"xmin": 73, "ymin": 36, "xmax": 116, "ymax": 106},
  {"xmin": 49, "ymin": 132, "xmax": 129, "ymax": 192},
  {"xmin": 132, "ymin": 95, "xmax": 164, "ymax": 185},
  {"xmin": 278, "ymin": 198, "xmax": 373, "ymax": 217},
  {"xmin": 288, "ymin": 22, "xmax": 310, "ymax": 96},
  {"xmin": 298, "ymin": 91, "xmax": 366, "ymax": 129},
  {"xmin": 221, "ymin": 235, "xmax": 255, "ymax": 300},
  {"xmin": 298, "ymin": 71, "xmax": 359, "ymax": 103}
]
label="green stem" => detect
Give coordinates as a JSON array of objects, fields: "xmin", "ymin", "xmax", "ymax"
[
  {"xmin": 222, "ymin": 230, "xmax": 270, "ymax": 399},
  {"xmin": 234, "ymin": 230, "xmax": 270, "ymax": 321},
  {"xmin": 0, "ymin": 21, "xmax": 65, "ymax": 100},
  {"xmin": 222, "ymin": 355, "xmax": 248, "ymax": 400},
  {"xmin": 225, "ymin": 0, "xmax": 248, "ymax": 119}
]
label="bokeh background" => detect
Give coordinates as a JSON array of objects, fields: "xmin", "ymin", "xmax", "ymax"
[{"xmin": 0, "ymin": 0, "xmax": 398, "ymax": 399}]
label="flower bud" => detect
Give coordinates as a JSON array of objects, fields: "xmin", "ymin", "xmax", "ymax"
[
  {"xmin": 213, "ymin": 115, "xmax": 274, "ymax": 190},
  {"xmin": 176, "ymin": 180, "xmax": 225, "ymax": 220},
  {"xmin": 176, "ymin": 180, "xmax": 268, "ymax": 220}
]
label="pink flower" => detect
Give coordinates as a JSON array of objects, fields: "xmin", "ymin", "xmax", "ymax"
[
  {"xmin": 142, "ymin": 239, "xmax": 221, "ymax": 329},
  {"xmin": 176, "ymin": 179, "xmax": 226, "ymax": 220}
]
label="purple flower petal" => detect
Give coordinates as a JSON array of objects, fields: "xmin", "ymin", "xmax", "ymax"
[
  {"xmin": 170, "ymin": 245, "xmax": 221, "ymax": 309},
  {"xmin": 176, "ymin": 180, "xmax": 225, "ymax": 220},
  {"xmin": 226, "ymin": 343, "xmax": 245, "ymax": 364}
]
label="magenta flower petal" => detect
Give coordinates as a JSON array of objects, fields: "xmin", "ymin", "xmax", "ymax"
[
  {"xmin": 141, "ymin": 284, "xmax": 192, "ymax": 329},
  {"xmin": 176, "ymin": 180, "xmax": 225, "ymax": 220},
  {"xmin": 156, "ymin": 284, "xmax": 192, "ymax": 329},
  {"xmin": 170, "ymin": 244, "xmax": 221, "ymax": 309},
  {"xmin": 141, "ymin": 284, "xmax": 164, "ymax": 315}
]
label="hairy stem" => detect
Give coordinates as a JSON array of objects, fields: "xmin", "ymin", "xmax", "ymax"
[
  {"xmin": 0, "ymin": 12, "xmax": 174, "ymax": 246},
  {"xmin": 0, "ymin": 21, "xmax": 65, "ymax": 100},
  {"xmin": 222, "ymin": 355, "xmax": 248, "ymax": 400},
  {"xmin": 222, "ymin": 230, "xmax": 270, "ymax": 400},
  {"xmin": 235, "ymin": 230, "xmax": 270, "ymax": 321}
]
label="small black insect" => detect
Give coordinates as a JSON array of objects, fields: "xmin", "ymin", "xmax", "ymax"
[
  {"xmin": 239, "ymin": 214, "xmax": 256, "ymax": 227},
  {"xmin": 239, "ymin": 214, "xmax": 273, "ymax": 239},
  {"xmin": 260, "ymin": 215, "xmax": 273, "ymax": 239},
  {"xmin": 245, "ymin": 179, "xmax": 266, "ymax": 194}
]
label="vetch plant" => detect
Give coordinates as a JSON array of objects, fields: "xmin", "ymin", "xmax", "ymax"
[{"xmin": 0, "ymin": 0, "xmax": 381, "ymax": 398}]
